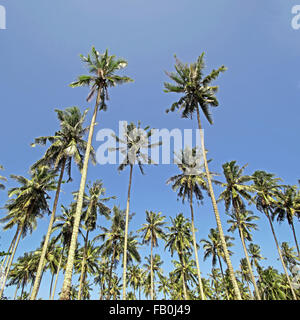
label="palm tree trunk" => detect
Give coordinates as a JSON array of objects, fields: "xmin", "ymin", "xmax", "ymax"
[
  {"xmin": 1, "ymin": 226, "xmax": 20, "ymax": 272},
  {"xmin": 14, "ymin": 285, "xmax": 19, "ymax": 300},
  {"xmin": 189, "ymin": 190, "xmax": 205, "ymax": 300},
  {"xmin": 0, "ymin": 223, "xmax": 23, "ymax": 299},
  {"xmin": 217, "ymin": 254, "xmax": 229, "ymax": 300},
  {"xmin": 182, "ymin": 273, "xmax": 188, "ymax": 300},
  {"xmin": 247, "ymin": 282, "xmax": 254, "ymax": 300},
  {"xmin": 122, "ymin": 164, "xmax": 133, "ymax": 300},
  {"xmin": 78, "ymin": 230, "xmax": 89, "ymax": 300},
  {"xmin": 31, "ymin": 158, "xmax": 66, "ymax": 300},
  {"xmin": 49, "ymin": 272, "xmax": 55, "ymax": 300},
  {"xmin": 106, "ymin": 244, "xmax": 117, "ymax": 300},
  {"xmin": 60, "ymin": 89, "xmax": 101, "ymax": 300},
  {"xmin": 196, "ymin": 106, "xmax": 242, "ymax": 300},
  {"xmin": 290, "ymin": 220, "xmax": 300, "ymax": 257},
  {"xmin": 51, "ymin": 245, "xmax": 65, "ymax": 300},
  {"xmin": 265, "ymin": 208, "xmax": 297, "ymax": 300},
  {"xmin": 150, "ymin": 238, "xmax": 154, "ymax": 300}
]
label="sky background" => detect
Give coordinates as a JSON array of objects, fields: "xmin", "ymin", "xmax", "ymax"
[{"xmin": 0, "ymin": 0, "xmax": 300, "ymax": 300}]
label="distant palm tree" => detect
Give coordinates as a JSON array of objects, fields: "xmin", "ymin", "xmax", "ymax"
[
  {"xmin": 138, "ymin": 210, "xmax": 166, "ymax": 300},
  {"xmin": 248, "ymin": 243, "xmax": 266, "ymax": 283},
  {"xmin": 164, "ymin": 53, "xmax": 241, "ymax": 300},
  {"xmin": 0, "ymin": 166, "xmax": 57, "ymax": 299},
  {"xmin": 127, "ymin": 265, "xmax": 144, "ymax": 299},
  {"xmin": 273, "ymin": 186, "xmax": 300, "ymax": 257},
  {"xmin": 251, "ymin": 170, "xmax": 297, "ymax": 299},
  {"xmin": 280, "ymin": 242, "xmax": 300, "ymax": 273},
  {"xmin": 110, "ymin": 121, "xmax": 161, "ymax": 299},
  {"xmin": 157, "ymin": 274, "xmax": 171, "ymax": 300},
  {"xmin": 60, "ymin": 47, "xmax": 133, "ymax": 300},
  {"xmin": 30, "ymin": 106, "xmax": 92, "ymax": 300}
]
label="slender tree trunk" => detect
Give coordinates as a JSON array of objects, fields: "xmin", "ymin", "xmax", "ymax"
[
  {"xmin": 78, "ymin": 230, "xmax": 89, "ymax": 300},
  {"xmin": 265, "ymin": 208, "xmax": 297, "ymax": 300},
  {"xmin": 51, "ymin": 245, "xmax": 65, "ymax": 300},
  {"xmin": 106, "ymin": 244, "xmax": 117, "ymax": 300},
  {"xmin": 31, "ymin": 158, "xmax": 66, "ymax": 300},
  {"xmin": 49, "ymin": 272, "xmax": 55, "ymax": 300},
  {"xmin": 0, "ymin": 224, "xmax": 23, "ymax": 299},
  {"xmin": 182, "ymin": 272, "xmax": 188, "ymax": 300},
  {"xmin": 290, "ymin": 220, "xmax": 300, "ymax": 257},
  {"xmin": 122, "ymin": 164, "xmax": 133, "ymax": 300},
  {"xmin": 1, "ymin": 226, "xmax": 19, "ymax": 272},
  {"xmin": 247, "ymin": 282, "xmax": 254, "ymax": 300},
  {"xmin": 189, "ymin": 190, "xmax": 205, "ymax": 300},
  {"xmin": 150, "ymin": 238, "xmax": 154, "ymax": 300},
  {"xmin": 217, "ymin": 254, "xmax": 229, "ymax": 300},
  {"xmin": 20, "ymin": 280, "xmax": 25, "ymax": 299},
  {"xmin": 60, "ymin": 90, "xmax": 101, "ymax": 300},
  {"xmin": 196, "ymin": 106, "xmax": 241, "ymax": 300},
  {"xmin": 13, "ymin": 285, "xmax": 19, "ymax": 300}
]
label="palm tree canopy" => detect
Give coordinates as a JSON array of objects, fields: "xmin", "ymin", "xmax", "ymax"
[
  {"xmin": 70, "ymin": 47, "xmax": 133, "ymax": 109},
  {"xmin": 164, "ymin": 53, "xmax": 227, "ymax": 124}
]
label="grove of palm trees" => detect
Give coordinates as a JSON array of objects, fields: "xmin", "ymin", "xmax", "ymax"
[{"xmin": 1, "ymin": 1, "xmax": 300, "ymax": 302}]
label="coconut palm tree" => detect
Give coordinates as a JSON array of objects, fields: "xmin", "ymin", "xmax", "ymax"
[
  {"xmin": 138, "ymin": 210, "xmax": 166, "ymax": 300},
  {"xmin": 251, "ymin": 170, "xmax": 297, "ymax": 299},
  {"xmin": 127, "ymin": 264, "xmax": 144, "ymax": 299},
  {"xmin": 157, "ymin": 274, "xmax": 171, "ymax": 300},
  {"xmin": 164, "ymin": 53, "xmax": 241, "ymax": 299},
  {"xmin": 209, "ymin": 268, "xmax": 224, "ymax": 300},
  {"xmin": 239, "ymin": 258, "xmax": 255, "ymax": 299},
  {"xmin": 74, "ymin": 180, "xmax": 113, "ymax": 300},
  {"xmin": 273, "ymin": 186, "xmax": 300, "ymax": 257},
  {"xmin": 248, "ymin": 243, "xmax": 265, "ymax": 282},
  {"xmin": 167, "ymin": 147, "xmax": 219, "ymax": 300},
  {"xmin": 30, "ymin": 106, "xmax": 94, "ymax": 300},
  {"xmin": 201, "ymin": 228, "xmax": 234, "ymax": 300},
  {"xmin": 60, "ymin": 47, "xmax": 133, "ymax": 300},
  {"xmin": 218, "ymin": 161, "xmax": 261, "ymax": 299},
  {"xmin": 0, "ymin": 166, "xmax": 57, "ymax": 299},
  {"xmin": 0, "ymin": 165, "xmax": 7, "ymax": 191},
  {"xmin": 165, "ymin": 213, "xmax": 193, "ymax": 300},
  {"xmin": 110, "ymin": 121, "xmax": 161, "ymax": 299},
  {"xmin": 280, "ymin": 242, "xmax": 300, "ymax": 273}
]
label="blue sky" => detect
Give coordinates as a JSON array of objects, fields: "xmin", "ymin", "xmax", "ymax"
[{"xmin": 0, "ymin": 0, "xmax": 300, "ymax": 299}]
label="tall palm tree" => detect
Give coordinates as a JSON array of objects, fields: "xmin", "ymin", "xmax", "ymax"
[
  {"xmin": 127, "ymin": 264, "xmax": 144, "ymax": 299},
  {"xmin": 138, "ymin": 210, "xmax": 166, "ymax": 300},
  {"xmin": 157, "ymin": 274, "xmax": 171, "ymax": 300},
  {"xmin": 164, "ymin": 54, "xmax": 241, "ymax": 299},
  {"xmin": 201, "ymin": 228, "xmax": 234, "ymax": 300},
  {"xmin": 167, "ymin": 147, "xmax": 219, "ymax": 300},
  {"xmin": 60, "ymin": 47, "xmax": 133, "ymax": 300},
  {"xmin": 218, "ymin": 161, "xmax": 261, "ymax": 299},
  {"xmin": 251, "ymin": 170, "xmax": 297, "ymax": 299},
  {"xmin": 239, "ymin": 258, "xmax": 255, "ymax": 299},
  {"xmin": 165, "ymin": 213, "xmax": 193, "ymax": 300},
  {"xmin": 74, "ymin": 180, "xmax": 113, "ymax": 300},
  {"xmin": 273, "ymin": 185, "xmax": 300, "ymax": 257},
  {"xmin": 248, "ymin": 243, "xmax": 265, "ymax": 282},
  {"xmin": 110, "ymin": 121, "xmax": 161, "ymax": 299},
  {"xmin": 30, "ymin": 106, "xmax": 93, "ymax": 300},
  {"xmin": 0, "ymin": 166, "xmax": 57, "ymax": 299},
  {"xmin": 209, "ymin": 268, "xmax": 223, "ymax": 300},
  {"xmin": 0, "ymin": 165, "xmax": 7, "ymax": 191}
]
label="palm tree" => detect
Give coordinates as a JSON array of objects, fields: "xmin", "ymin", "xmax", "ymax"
[
  {"xmin": 157, "ymin": 274, "xmax": 171, "ymax": 300},
  {"xmin": 30, "ymin": 106, "xmax": 93, "ymax": 300},
  {"xmin": 218, "ymin": 161, "xmax": 261, "ymax": 299},
  {"xmin": 273, "ymin": 186, "xmax": 300, "ymax": 257},
  {"xmin": 167, "ymin": 147, "xmax": 219, "ymax": 300},
  {"xmin": 239, "ymin": 258, "xmax": 255, "ymax": 299},
  {"xmin": 164, "ymin": 53, "xmax": 241, "ymax": 299},
  {"xmin": 201, "ymin": 228, "xmax": 234, "ymax": 300},
  {"xmin": 280, "ymin": 242, "xmax": 300, "ymax": 273},
  {"xmin": 0, "ymin": 166, "xmax": 57, "ymax": 299},
  {"xmin": 251, "ymin": 170, "xmax": 297, "ymax": 299},
  {"xmin": 110, "ymin": 121, "xmax": 161, "ymax": 299},
  {"xmin": 74, "ymin": 180, "xmax": 113, "ymax": 300},
  {"xmin": 60, "ymin": 47, "xmax": 133, "ymax": 300},
  {"xmin": 165, "ymin": 213, "xmax": 193, "ymax": 299},
  {"xmin": 0, "ymin": 165, "xmax": 7, "ymax": 191},
  {"xmin": 248, "ymin": 243, "xmax": 266, "ymax": 283},
  {"xmin": 127, "ymin": 265, "xmax": 144, "ymax": 299},
  {"xmin": 138, "ymin": 210, "xmax": 166, "ymax": 300},
  {"xmin": 209, "ymin": 268, "xmax": 223, "ymax": 300}
]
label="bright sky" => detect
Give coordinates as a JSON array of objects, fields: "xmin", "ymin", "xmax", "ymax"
[{"xmin": 0, "ymin": 0, "xmax": 299, "ymax": 299}]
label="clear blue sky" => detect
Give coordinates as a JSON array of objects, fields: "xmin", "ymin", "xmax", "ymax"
[{"xmin": 0, "ymin": 0, "xmax": 299, "ymax": 299}]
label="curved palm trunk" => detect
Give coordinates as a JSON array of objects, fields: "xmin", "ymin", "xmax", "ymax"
[
  {"xmin": 189, "ymin": 191, "xmax": 205, "ymax": 300},
  {"xmin": 0, "ymin": 224, "xmax": 23, "ymax": 299},
  {"xmin": 1, "ymin": 226, "xmax": 20, "ymax": 271},
  {"xmin": 51, "ymin": 245, "xmax": 65, "ymax": 300},
  {"xmin": 122, "ymin": 164, "xmax": 133, "ymax": 300},
  {"xmin": 78, "ymin": 230, "xmax": 89, "ymax": 300},
  {"xmin": 31, "ymin": 158, "xmax": 66, "ymax": 300},
  {"xmin": 217, "ymin": 255, "xmax": 229, "ymax": 300},
  {"xmin": 179, "ymin": 253, "xmax": 189, "ymax": 300},
  {"xmin": 106, "ymin": 244, "xmax": 117, "ymax": 300},
  {"xmin": 196, "ymin": 107, "xmax": 241, "ymax": 300},
  {"xmin": 60, "ymin": 90, "xmax": 101, "ymax": 300},
  {"xmin": 290, "ymin": 220, "xmax": 300, "ymax": 257},
  {"xmin": 265, "ymin": 208, "xmax": 297, "ymax": 300},
  {"xmin": 150, "ymin": 238, "xmax": 154, "ymax": 300},
  {"xmin": 49, "ymin": 273, "xmax": 55, "ymax": 300}
]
